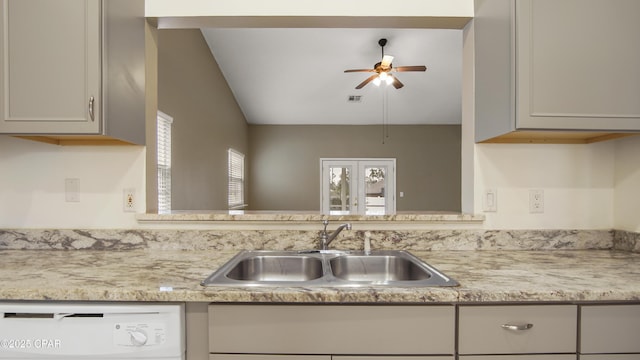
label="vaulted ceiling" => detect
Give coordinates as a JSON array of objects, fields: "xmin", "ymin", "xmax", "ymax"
[{"xmin": 200, "ymin": 28, "xmax": 462, "ymax": 125}]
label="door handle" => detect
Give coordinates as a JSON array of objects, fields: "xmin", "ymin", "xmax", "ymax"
[{"xmin": 89, "ymin": 96, "xmax": 95, "ymax": 121}]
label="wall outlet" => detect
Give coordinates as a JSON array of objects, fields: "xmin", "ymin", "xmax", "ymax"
[
  {"xmin": 529, "ymin": 189, "xmax": 544, "ymax": 213},
  {"xmin": 483, "ymin": 188, "xmax": 497, "ymax": 212},
  {"xmin": 123, "ymin": 188, "xmax": 136, "ymax": 212}
]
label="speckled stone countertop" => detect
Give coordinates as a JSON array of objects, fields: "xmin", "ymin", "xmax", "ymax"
[
  {"xmin": 135, "ymin": 211, "xmax": 485, "ymax": 226},
  {"xmin": 1, "ymin": 249, "xmax": 639, "ymax": 303}
]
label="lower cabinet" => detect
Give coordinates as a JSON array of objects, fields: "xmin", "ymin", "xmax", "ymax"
[
  {"xmin": 209, "ymin": 305, "xmax": 455, "ymax": 356},
  {"xmin": 334, "ymin": 357, "xmax": 452, "ymax": 360},
  {"xmin": 211, "ymin": 356, "xmax": 330, "ymax": 360},
  {"xmin": 459, "ymin": 357, "xmax": 575, "ymax": 360},
  {"xmin": 581, "ymin": 304, "xmax": 640, "ymax": 358},
  {"xmin": 211, "ymin": 357, "xmax": 452, "ymax": 360},
  {"xmin": 207, "ymin": 303, "xmax": 640, "ymax": 359},
  {"xmin": 580, "ymin": 357, "xmax": 640, "ymax": 360}
]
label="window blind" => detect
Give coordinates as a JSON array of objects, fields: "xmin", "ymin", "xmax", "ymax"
[
  {"xmin": 228, "ymin": 148, "xmax": 245, "ymax": 209},
  {"xmin": 157, "ymin": 112, "xmax": 173, "ymax": 214}
]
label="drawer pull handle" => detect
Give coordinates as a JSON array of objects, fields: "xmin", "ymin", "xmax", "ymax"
[{"xmin": 501, "ymin": 323, "xmax": 533, "ymax": 331}]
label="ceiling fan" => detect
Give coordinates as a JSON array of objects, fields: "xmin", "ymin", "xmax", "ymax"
[{"xmin": 344, "ymin": 38, "xmax": 427, "ymax": 90}]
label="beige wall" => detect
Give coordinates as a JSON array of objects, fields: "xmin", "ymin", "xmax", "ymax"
[
  {"xmin": 248, "ymin": 124, "xmax": 461, "ymax": 211},
  {"xmin": 158, "ymin": 29, "xmax": 248, "ymax": 210},
  {"xmin": 614, "ymin": 136, "xmax": 640, "ymax": 232}
]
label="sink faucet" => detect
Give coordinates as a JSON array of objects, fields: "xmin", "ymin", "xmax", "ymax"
[{"xmin": 320, "ymin": 220, "xmax": 352, "ymax": 250}]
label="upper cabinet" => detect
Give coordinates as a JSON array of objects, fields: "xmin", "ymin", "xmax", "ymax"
[
  {"xmin": 475, "ymin": 0, "xmax": 640, "ymax": 143},
  {"xmin": 0, "ymin": 0, "xmax": 146, "ymax": 145}
]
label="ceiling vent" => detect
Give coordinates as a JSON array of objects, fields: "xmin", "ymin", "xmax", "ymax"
[{"xmin": 347, "ymin": 95, "xmax": 362, "ymax": 103}]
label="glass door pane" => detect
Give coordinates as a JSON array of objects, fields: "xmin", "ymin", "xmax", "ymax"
[
  {"xmin": 329, "ymin": 166, "xmax": 351, "ymax": 214},
  {"xmin": 359, "ymin": 159, "xmax": 395, "ymax": 215},
  {"xmin": 364, "ymin": 166, "xmax": 386, "ymax": 215}
]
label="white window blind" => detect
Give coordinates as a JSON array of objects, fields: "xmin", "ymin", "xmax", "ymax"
[
  {"xmin": 228, "ymin": 148, "xmax": 245, "ymax": 209},
  {"xmin": 157, "ymin": 111, "xmax": 173, "ymax": 214}
]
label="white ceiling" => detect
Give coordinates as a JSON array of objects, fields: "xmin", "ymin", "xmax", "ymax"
[{"xmin": 200, "ymin": 28, "xmax": 462, "ymax": 125}]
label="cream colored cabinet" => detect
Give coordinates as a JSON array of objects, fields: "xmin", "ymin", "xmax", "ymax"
[
  {"xmin": 211, "ymin": 356, "xmax": 330, "ymax": 360},
  {"xmin": 0, "ymin": 0, "xmax": 145, "ymax": 145},
  {"xmin": 208, "ymin": 305, "xmax": 455, "ymax": 356},
  {"xmin": 334, "ymin": 357, "xmax": 452, "ymax": 360},
  {"xmin": 211, "ymin": 357, "xmax": 453, "ymax": 360},
  {"xmin": 474, "ymin": 0, "xmax": 640, "ymax": 143},
  {"xmin": 581, "ymin": 304, "xmax": 640, "ymax": 357},
  {"xmin": 460, "ymin": 356, "xmax": 576, "ymax": 360},
  {"xmin": 458, "ymin": 305, "xmax": 577, "ymax": 356}
]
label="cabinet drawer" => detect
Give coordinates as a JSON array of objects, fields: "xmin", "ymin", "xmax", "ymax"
[
  {"xmin": 581, "ymin": 305, "xmax": 640, "ymax": 354},
  {"xmin": 458, "ymin": 305, "xmax": 577, "ymax": 354},
  {"xmin": 209, "ymin": 305, "xmax": 455, "ymax": 355}
]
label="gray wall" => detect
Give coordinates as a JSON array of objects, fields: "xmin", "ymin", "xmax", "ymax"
[
  {"xmin": 158, "ymin": 29, "xmax": 249, "ymax": 210},
  {"xmin": 248, "ymin": 125, "xmax": 461, "ymax": 212}
]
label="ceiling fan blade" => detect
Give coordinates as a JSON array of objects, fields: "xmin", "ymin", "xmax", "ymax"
[
  {"xmin": 344, "ymin": 69, "xmax": 375, "ymax": 73},
  {"xmin": 381, "ymin": 55, "xmax": 394, "ymax": 69},
  {"xmin": 394, "ymin": 65, "xmax": 427, "ymax": 72},
  {"xmin": 355, "ymin": 74, "xmax": 379, "ymax": 89},
  {"xmin": 391, "ymin": 76, "xmax": 404, "ymax": 89}
]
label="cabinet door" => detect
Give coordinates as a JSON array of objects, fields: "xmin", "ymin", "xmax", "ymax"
[
  {"xmin": 211, "ymin": 356, "xmax": 330, "ymax": 360},
  {"xmin": 460, "ymin": 356, "xmax": 576, "ymax": 360},
  {"xmin": 209, "ymin": 305, "xmax": 455, "ymax": 355},
  {"xmin": 516, "ymin": 0, "xmax": 640, "ymax": 131},
  {"xmin": 0, "ymin": 0, "xmax": 101, "ymax": 134},
  {"xmin": 581, "ymin": 304, "xmax": 640, "ymax": 354},
  {"xmin": 335, "ymin": 357, "xmax": 453, "ymax": 360},
  {"xmin": 458, "ymin": 305, "xmax": 577, "ymax": 355}
]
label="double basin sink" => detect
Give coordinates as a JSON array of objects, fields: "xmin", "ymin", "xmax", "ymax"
[{"xmin": 201, "ymin": 250, "xmax": 458, "ymax": 287}]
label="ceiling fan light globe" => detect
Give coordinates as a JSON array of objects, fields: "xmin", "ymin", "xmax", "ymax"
[
  {"xmin": 373, "ymin": 77, "xmax": 382, "ymax": 86},
  {"xmin": 379, "ymin": 72, "xmax": 388, "ymax": 80},
  {"xmin": 385, "ymin": 75, "xmax": 394, "ymax": 85}
]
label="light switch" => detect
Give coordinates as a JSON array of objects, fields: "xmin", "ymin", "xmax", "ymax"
[{"xmin": 483, "ymin": 188, "xmax": 497, "ymax": 212}]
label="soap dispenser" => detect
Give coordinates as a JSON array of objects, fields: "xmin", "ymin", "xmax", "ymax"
[{"xmin": 364, "ymin": 231, "xmax": 372, "ymax": 255}]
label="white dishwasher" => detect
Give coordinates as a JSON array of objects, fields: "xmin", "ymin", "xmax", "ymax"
[{"xmin": 0, "ymin": 302, "xmax": 184, "ymax": 360}]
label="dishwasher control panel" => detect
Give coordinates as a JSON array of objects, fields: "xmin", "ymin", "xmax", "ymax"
[{"xmin": 113, "ymin": 322, "xmax": 167, "ymax": 347}]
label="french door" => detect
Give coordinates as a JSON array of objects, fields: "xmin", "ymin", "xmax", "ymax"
[{"xmin": 320, "ymin": 158, "xmax": 396, "ymax": 215}]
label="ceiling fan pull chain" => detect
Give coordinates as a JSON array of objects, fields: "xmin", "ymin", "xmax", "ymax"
[{"xmin": 385, "ymin": 88, "xmax": 390, "ymax": 139}]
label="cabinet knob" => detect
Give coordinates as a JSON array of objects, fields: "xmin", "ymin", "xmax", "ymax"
[{"xmin": 501, "ymin": 323, "xmax": 534, "ymax": 331}]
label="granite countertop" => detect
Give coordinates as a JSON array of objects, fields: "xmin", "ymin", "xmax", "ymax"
[
  {"xmin": 136, "ymin": 211, "xmax": 485, "ymax": 224},
  {"xmin": 1, "ymin": 249, "xmax": 639, "ymax": 303}
]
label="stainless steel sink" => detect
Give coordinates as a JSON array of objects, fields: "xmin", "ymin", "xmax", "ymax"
[
  {"xmin": 201, "ymin": 250, "xmax": 458, "ymax": 287},
  {"xmin": 225, "ymin": 255, "xmax": 323, "ymax": 282},
  {"xmin": 330, "ymin": 255, "xmax": 432, "ymax": 282}
]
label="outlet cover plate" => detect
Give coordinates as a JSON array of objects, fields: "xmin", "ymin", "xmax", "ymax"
[
  {"xmin": 123, "ymin": 188, "xmax": 136, "ymax": 212},
  {"xmin": 529, "ymin": 189, "xmax": 544, "ymax": 213}
]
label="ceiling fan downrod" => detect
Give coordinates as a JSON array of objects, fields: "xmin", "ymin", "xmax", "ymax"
[{"xmin": 378, "ymin": 38, "xmax": 387, "ymax": 58}]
